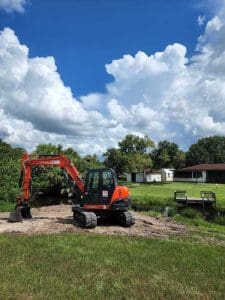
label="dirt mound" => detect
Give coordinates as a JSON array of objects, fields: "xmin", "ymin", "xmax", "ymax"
[{"xmin": 0, "ymin": 205, "xmax": 186, "ymax": 238}]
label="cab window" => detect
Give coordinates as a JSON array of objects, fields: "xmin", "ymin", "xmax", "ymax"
[
  {"xmin": 102, "ymin": 170, "xmax": 114, "ymax": 188},
  {"xmin": 87, "ymin": 171, "xmax": 100, "ymax": 190}
]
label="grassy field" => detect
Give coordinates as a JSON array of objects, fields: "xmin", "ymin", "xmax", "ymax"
[
  {"xmin": 0, "ymin": 233, "xmax": 225, "ymax": 299},
  {"xmin": 128, "ymin": 181, "xmax": 225, "ymax": 208},
  {"xmin": 1, "ymin": 183, "xmax": 225, "ymax": 299}
]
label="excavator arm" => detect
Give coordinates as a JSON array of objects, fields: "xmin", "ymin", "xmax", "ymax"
[
  {"xmin": 19, "ymin": 153, "xmax": 85, "ymax": 204},
  {"xmin": 9, "ymin": 153, "xmax": 86, "ymax": 222}
]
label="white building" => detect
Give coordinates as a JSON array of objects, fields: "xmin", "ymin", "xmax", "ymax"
[
  {"xmin": 161, "ymin": 168, "xmax": 174, "ymax": 182},
  {"xmin": 126, "ymin": 168, "xmax": 174, "ymax": 183},
  {"xmin": 145, "ymin": 171, "xmax": 162, "ymax": 182}
]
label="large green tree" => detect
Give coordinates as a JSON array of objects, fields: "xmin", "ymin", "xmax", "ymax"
[
  {"xmin": 119, "ymin": 134, "xmax": 154, "ymax": 154},
  {"xmin": 104, "ymin": 135, "xmax": 154, "ymax": 175},
  {"xmin": 104, "ymin": 148, "xmax": 129, "ymax": 175},
  {"xmin": 152, "ymin": 140, "xmax": 185, "ymax": 169},
  {"xmin": 186, "ymin": 136, "xmax": 225, "ymax": 166}
]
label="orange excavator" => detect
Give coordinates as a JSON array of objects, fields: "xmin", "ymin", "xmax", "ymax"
[{"xmin": 9, "ymin": 153, "xmax": 135, "ymax": 228}]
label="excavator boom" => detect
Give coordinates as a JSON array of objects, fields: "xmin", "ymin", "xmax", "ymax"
[{"xmin": 19, "ymin": 153, "xmax": 84, "ymax": 203}]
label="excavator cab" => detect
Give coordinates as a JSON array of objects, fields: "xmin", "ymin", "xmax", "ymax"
[
  {"xmin": 83, "ymin": 169, "xmax": 117, "ymax": 205},
  {"xmin": 72, "ymin": 168, "xmax": 134, "ymax": 228}
]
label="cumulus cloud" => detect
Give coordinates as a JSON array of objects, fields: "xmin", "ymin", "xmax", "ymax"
[
  {"xmin": 0, "ymin": 28, "xmax": 125, "ymax": 154},
  {"xmin": 81, "ymin": 0, "xmax": 225, "ymax": 149},
  {"xmin": 1, "ymin": 1, "xmax": 225, "ymax": 154},
  {"xmin": 0, "ymin": 0, "xmax": 26, "ymax": 13}
]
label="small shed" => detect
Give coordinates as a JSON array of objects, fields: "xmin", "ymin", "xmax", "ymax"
[
  {"xmin": 145, "ymin": 170, "xmax": 162, "ymax": 183},
  {"xmin": 161, "ymin": 168, "xmax": 174, "ymax": 182}
]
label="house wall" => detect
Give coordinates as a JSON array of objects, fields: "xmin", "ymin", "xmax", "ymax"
[
  {"xmin": 173, "ymin": 177, "xmax": 205, "ymax": 183},
  {"xmin": 174, "ymin": 170, "xmax": 206, "ymax": 183},
  {"xmin": 146, "ymin": 173, "xmax": 162, "ymax": 182},
  {"xmin": 126, "ymin": 173, "xmax": 144, "ymax": 183},
  {"xmin": 202, "ymin": 171, "xmax": 207, "ymax": 182},
  {"xmin": 206, "ymin": 170, "xmax": 225, "ymax": 183},
  {"xmin": 161, "ymin": 169, "xmax": 174, "ymax": 182},
  {"xmin": 135, "ymin": 173, "xmax": 144, "ymax": 183},
  {"xmin": 126, "ymin": 173, "xmax": 132, "ymax": 182}
]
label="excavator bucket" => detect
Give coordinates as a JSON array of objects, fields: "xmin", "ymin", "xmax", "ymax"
[
  {"xmin": 8, "ymin": 205, "xmax": 32, "ymax": 222},
  {"xmin": 8, "ymin": 206, "xmax": 23, "ymax": 222}
]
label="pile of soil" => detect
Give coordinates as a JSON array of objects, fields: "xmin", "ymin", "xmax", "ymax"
[{"xmin": 0, "ymin": 205, "xmax": 186, "ymax": 238}]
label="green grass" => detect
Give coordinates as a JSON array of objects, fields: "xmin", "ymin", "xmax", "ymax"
[
  {"xmin": 0, "ymin": 233, "xmax": 225, "ymax": 299},
  {"xmin": 1, "ymin": 183, "xmax": 225, "ymax": 298},
  {"xmin": 128, "ymin": 182, "xmax": 225, "ymax": 208},
  {"xmin": 126, "ymin": 182, "xmax": 225, "ymax": 236},
  {"xmin": 0, "ymin": 201, "xmax": 15, "ymax": 212}
]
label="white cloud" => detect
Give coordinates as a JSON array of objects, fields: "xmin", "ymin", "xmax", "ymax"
[
  {"xmin": 0, "ymin": 28, "xmax": 117, "ymax": 154},
  {"xmin": 80, "ymin": 1, "xmax": 225, "ymax": 150},
  {"xmin": 1, "ymin": 1, "xmax": 225, "ymax": 154},
  {"xmin": 197, "ymin": 15, "xmax": 206, "ymax": 27},
  {"xmin": 0, "ymin": 0, "xmax": 26, "ymax": 13}
]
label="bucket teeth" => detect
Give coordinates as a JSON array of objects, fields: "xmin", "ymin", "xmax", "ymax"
[{"xmin": 8, "ymin": 206, "xmax": 23, "ymax": 222}]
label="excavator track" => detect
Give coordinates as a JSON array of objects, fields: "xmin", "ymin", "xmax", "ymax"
[
  {"xmin": 118, "ymin": 211, "xmax": 135, "ymax": 227},
  {"xmin": 73, "ymin": 210, "xmax": 97, "ymax": 228}
]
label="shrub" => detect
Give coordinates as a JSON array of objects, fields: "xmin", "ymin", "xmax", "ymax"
[
  {"xmin": 180, "ymin": 208, "xmax": 202, "ymax": 219},
  {"xmin": 213, "ymin": 215, "xmax": 225, "ymax": 226},
  {"xmin": 167, "ymin": 207, "xmax": 177, "ymax": 217}
]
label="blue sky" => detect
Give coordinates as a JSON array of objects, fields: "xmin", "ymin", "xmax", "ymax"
[
  {"xmin": 0, "ymin": 0, "xmax": 208, "ymax": 96},
  {"xmin": 0, "ymin": 0, "xmax": 225, "ymax": 154}
]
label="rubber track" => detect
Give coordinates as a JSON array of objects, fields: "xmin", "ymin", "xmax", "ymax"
[
  {"xmin": 73, "ymin": 211, "xmax": 97, "ymax": 228},
  {"xmin": 119, "ymin": 211, "xmax": 135, "ymax": 227}
]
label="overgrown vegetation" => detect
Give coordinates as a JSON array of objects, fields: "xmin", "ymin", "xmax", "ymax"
[
  {"xmin": 0, "ymin": 140, "xmax": 103, "ymax": 203},
  {"xmin": 0, "ymin": 140, "xmax": 24, "ymax": 203}
]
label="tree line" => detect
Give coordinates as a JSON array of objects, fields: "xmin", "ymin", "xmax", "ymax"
[{"xmin": 1, "ymin": 135, "xmax": 225, "ymax": 202}]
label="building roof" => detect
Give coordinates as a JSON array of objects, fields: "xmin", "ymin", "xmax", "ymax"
[
  {"xmin": 144, "ymin": 168, "xmax": 162, "ymax": 174},
  {"xmin": 177, "ymin": 164, "xmax": 225, "ymax": 172}
]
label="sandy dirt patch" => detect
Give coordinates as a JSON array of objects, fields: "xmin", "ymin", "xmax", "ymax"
[{"xmin": 0, "ymin": 204, "xmax": 186, "ymax": 238}]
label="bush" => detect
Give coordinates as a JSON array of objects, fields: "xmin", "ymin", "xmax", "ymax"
[
  {"xmin": 167, "ymin": 207, "xmax": 177, "ymax": 217},
  {"xmin": 180, "ymin": 208, "xmax": 202, "ymax": 219},
  {"xmin": 213, "ymin": 215, "xmax": 225, "ymax": 226}
]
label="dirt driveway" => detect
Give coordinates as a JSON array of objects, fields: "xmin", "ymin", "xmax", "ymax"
[{"xmin": 0, "ymin": 204, "xmax": 186, "ymax": 238}]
